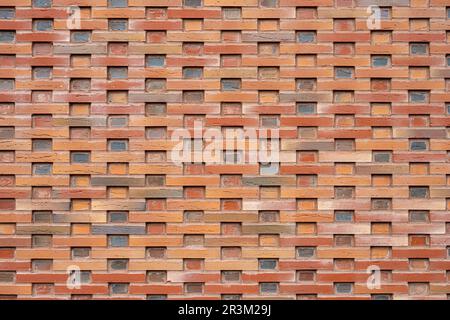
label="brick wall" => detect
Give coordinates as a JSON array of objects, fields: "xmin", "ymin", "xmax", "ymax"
[{"xmin": 0, "ymin": 0, "xmax": 449, "ymax": 299}]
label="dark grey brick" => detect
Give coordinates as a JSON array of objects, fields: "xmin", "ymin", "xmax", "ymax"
[
  {"xmin": 0, "ymin": 31, "xmax": 15, "ymax": 43},
  {"xmin": 297, "ymin": 247, "xmax": 315, "ymax": 258},
  {"xmin": 33, "ymin": 0, "xmax": 52, "ymax": 7},
  {"xmin": 109, "ymin": 140, "xmax": 128, "ymax": 151},
  {"xmin": 372, "ymin": 55, "xmax": 390, "ymax": 67},
  {"xmin": 109, "ymin": 235, "xmax": 129, "ymax": 247},
  {"xmin": 108, "ymin": 0, "xmax": 127, "ymax": 7},
  {"xmin": 70, "ymin": 79, "xmax": 91, "ymax": 91},
  {"xmin": 221, "ymin": 79, "xmax": 241, "ymax": 91},
  {"xmin": 221, "ymin": 271, "xmax": 240, "ymax": 282},
  {"xmin": 410, "ymin": 140, "xmax": 427, "ymax": 151},
  {"xmin": 32, "ymin": 139, "xmax": 52, "ymax": 151},
  {"xmin": 335, "ymin": 211, "xmax": 353, "ymax": 222},
  {"xmin": 297, "ymin": 31, "xmax": 316, "ymax": 43},
  {"xmin": 335, "ymin": 187, "xmax": 354, "ymax": 199},
  {"xmin": 0, "ymin": 8, "xmax": 15, "ymax": 19},
  {"xmin": 33, "ymin": 163, "xmax": 52, "ymax": 175},
  {"xmin": 108, "ymin": 67, "xmax": 128, "ymax": 79},
  {"xmin": 91, "ymin": 177, "xmax": 145, "ymax": 187},
  {"xmin": 372, "ymin": 294, "xmax": 392, "ymax": 300},
  {"xmin": 146, "ymin": 127, "xmax": 167, "ymax": 139},
  {"xmin": 183, "ymin": 91, "xmax": 204, "ymax": 103},
  {"xmin": 409, "ymin": 210, "xmax": 429, "ymax": 222},
  {"xmin": 108, "ymin": 211, "xmax": 128, "ymax": 223},
  {"xmin": 335, "ymin": 283, "xmax": 352, "ymax": 294},
  {"xmin": 71, "ymin": 152, "xmax": 90, "ymax": 163},
  {"xmin": 33, "ymin": 67, "xmax": 52, "ymax": 79},
  {"xmin": 259, "ymin": 259, "xmax": 277, "ymax": 270},
  {"xmin": 260, "ymin": 0, "xmax": 278, "ymax": 7},
  {"xmin": 183, "ymin": 67, "xmax": 203, "ymax": 79},
  {"xmin": 372, "ymin": 198, "xmax": 391, "ymax": 210},
  {"xmin": 260, "ymin": 282, "xmax": 278, "ymax": 294},
  {"xmin": 222, "ymin": 294, "xmax": 241, "ymax": 300},
  {"xmin": 410, "ymin": 43, "xmax": 428, "ymax": 55},
  {"xmin": 145, "ymin": 103, "xmax": 166, "ymax": 115},
  {"xmin": 72, "ymin": 247, "xmax": 90, "ymax": 258},
  {"xmin": 109, "ymin": 116, "xmax": 128, "ymax": 127},
  {"xmin": 373, "ymin": 152, "xmax": 391, "ymax": 162},
  {"xmin": 92, "ymin": 225, "xmax": 146, "ymax": 235},
  {"xmin": 146, "ymin": 55, "xmax": 165, "ymax": 67},
  {"xmin": 409, "ymin": 91, "xmax": 428, "ymax": 103},
  {"xmin": 0, "ymin": 127, "xmax": 14, "ymax": 139},
  {"xmin": 34, "ymin": 20, "xmax": 53, "ymax": 31},
  {"xmin": 184, "ymin": 0, "xmax": 202, "ymax": 7},
  {"xmin": 335, "ymin": 67, "xmax": 353, "ymax": 79},
  {"xmin": 147, "ymin": 295, "xmax": 167, "ymax": 300},
  {"xmin": 0, "ymin": 79, "xmax": 14, "ymax": 90},
  {"xmin": 108, "ymin": 259, "xmax": 128, "ymax": 271},
  {"xmin": 71, "ymin": 31, "xmax": 91, "ymax": 43},
  {"xmin": 410, "ymin": 187, "xmax": 428, "ymax": 198},
  {"xmin": 110, "ymin": 283, "xmax": 128, "ymax": 294},
  {"xmin": 109, "ymin": 19, "xmax": 127, "ymax": 31},
  {"xmin": 296, "ymin": 78, "xmax": 316, "ymax": 91},
  {"xmin": 297, "ymin": 103, "xmax": 316, "ymax": 114},
  {"xmin": 80, "ymin": 271, "xmax": 91, "ymax": 284},
  {"xmin": 32, "ymin": 211, "xmax": 53, "ymax": 223}
]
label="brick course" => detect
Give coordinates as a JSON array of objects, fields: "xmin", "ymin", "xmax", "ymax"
[{"xmin": 0, "ymin": 0, "xmax": 449, "ymax": 299}]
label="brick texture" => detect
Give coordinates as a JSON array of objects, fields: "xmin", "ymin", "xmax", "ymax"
[{"xmin": 0, "ymin": 0, "xmax": 449, "ymax": 300}]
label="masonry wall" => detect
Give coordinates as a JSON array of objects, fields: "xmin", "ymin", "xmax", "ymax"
[{"xmin": 0, "ymin": 0, "xmax": 449, "ymax": 299}]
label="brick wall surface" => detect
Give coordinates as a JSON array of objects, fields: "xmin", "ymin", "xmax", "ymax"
[{"xmin": 0, "ymin": 0, "xmax": 449, "ymax": 300}]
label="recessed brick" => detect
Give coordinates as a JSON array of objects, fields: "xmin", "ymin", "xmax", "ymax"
[
  {"xmin": 410, "ymin": 187, "xmax": 429, "ymax": 199},
  {"xmin": 409, "ymin": 211, "xmax": 429, "ymax": 223},
  {"xmin": 109, "ymin": 19, "xmax": 127, "ymax": 31},
  {"xmin": 0, "ymin": 79, "xmax": 14, "ymax": 90},
  {"xmin": 33, "ymin": 19, "xmax": 53, "ymax": 31},
  {"xmin": 0, "ymin": 8, "xmax": 15, "ymax": 19},
  {"xmin": 147, "ymin": 271, "xmax": 166, "ymax": 283},
  {"xmin": 183, "ymin": 67, "xmax": 203, "ymax": 79},
  {"xmin": 110, "ymin": 283, "xmax": 128, "ymax": 295},
  {"xmin": 297, "ymin": 247, "xmax": 315, "ymax": 259},
  {"xmin": 0, "ymin": 31, "xmax": 15, "ymax": 43},
  {"xmin": 410, "ymin": 43, "xmax": 428, "ymax": 55},
  {"xmin": 71, "ymin": 31, "xmax": 91, "ymax": 43},
  {"xmin": 335, "ymin": 282, "xmax": 353, "ymax": 294},
  {"xmin": 146, "ymin": 55, "xmax": 165, "ymax": 67},
  {"xmin": 259, "ymin": 259, "xmax": 277, "ymax": 270},
  {"xmin": 109, "ymin": 140, "xmax": 128, "ymax": 151},
  {"xmin": 108, "ymin": 67, "xmax": 127, "ymax": 79},
  {"xmin": 297, "ymin": 31, "xmax": 316, "ymax": 43},
  {"xmin": 223, "ymin": 7, "xmax": 241, "ymax": 19},
  {"xmin": 33, "ymin": 0, "xmax": 52, "ymax": 7},
  {"xmin": 410, "ymin": 140, "xmax": 427, "ymax": 151},
  {"xmin": 109, "ymin": 235, "xmax": 128, "ymax": 247},
  {"xmin": 108, "ymin": 259, "xmax": 128, "ymax": 271},
  {"xmin": 147, "ymin": 247, "xmax": 166, "ymax": 259},
  {"xmin": 71, "ymin": 152, "xmax": 90, "ymax": 163},
  {"xmin": 260, "ymin": 282, "xmax": 278, "ymax": 294}
]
